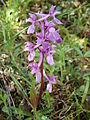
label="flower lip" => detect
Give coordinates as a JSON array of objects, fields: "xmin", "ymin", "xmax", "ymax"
[
  {"xmin": 28, "ymin": 51, "xmax": 35, "ymax": 62},
  {"xmin": 46, "ymin": 54, "xmax": 54, "ymax": 66},
  {"xmin": 29, "ymin": 62, "xmax": 39, "ymax": 74},
  {"xmin": 24, "ymin": 42, "xmax": 34, "ymax": 51},
  {"xmin": 47, "ymin": 83, "xmax": 52, "ymax": 93},
  {"xmin": 27, "ymin": 24, "xmax": 35, "ymax": 34},
  {"xmin": 49, "ymin": 76, "xmax": 56, "ymax": 84}
]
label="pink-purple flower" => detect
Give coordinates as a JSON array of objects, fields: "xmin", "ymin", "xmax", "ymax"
[
  {"xmin": 36, "ymin": 5, "xmax": 63, "ymax": 25},
  {"xmin": 24, "ymin": 5, "xmax": 62, "ymax": 93}
]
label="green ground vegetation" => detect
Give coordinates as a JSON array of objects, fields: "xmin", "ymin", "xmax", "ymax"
[{"xmin": 0, "ymin": 0, "xmax": 90, "ymax": 120}]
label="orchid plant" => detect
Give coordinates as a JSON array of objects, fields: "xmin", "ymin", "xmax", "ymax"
[{"xmin": 24, "ymin": 5, "xmax": 62, "ymax": 107}]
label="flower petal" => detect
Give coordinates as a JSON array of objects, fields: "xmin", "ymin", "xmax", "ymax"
[
  {"xmin": 54, "ymin": 17, "xmax": 63, "ymax": 24},
  {"xmin": 31, "ymin": 62, "xmax": 38, "ymax": 74},
  {"xmin": 43, "ymin": 70, "xmax": 49, "ymax": 81},
  {"xmin": 34, "ymin": 38, "xmax": 42, "ymax": 49},
  {"xmin": 38, "ymin": 52, "xmax": 43, "ymax": 67},
  {"xmin": 56, "ymin": 37, "xmax": 62, "ymax": 43},
  {"xmin": 37, "ymin": 15, "xmax": 50, "ymax": 21},
  {"xmin": 41, "ymin": 22, "xmax": 44, "ymax": 38},
  {"xmin": 50, "ymin": 50, "xmax": 56, "ymax": 54},
  {"xmin": 27, "ymin": 24, "xmax": 35, "ymax": 34},
  {"xmin": 49, "ymin": 27, "xmax": 55, "ymax": 32},
  {"xmin": 29, "ymin": 13, "xmax": 36, "ymax": 21},
  {"xmin": 36, "ymin": 13, "xmax": 46, "ymax": 17},
  {"xmin": 28, "ymin": 63, "xmax": 33, "ymax": 67},
  {"xmin": 49, "ymin": 76, "xmax": 56, "ymax": 84},
  {"xmin": 36, "ymin": 72, "xmax": 41, "ymax": 83},
  {"xmin": 42, "ymin": 42, "xmax": 49, "ymax": 51},
  {"xmin": 46, "ymin": 54, "xmax": 54, "ymax": 66},
  {"xmin": 28, "ymin": 51, "xmax": 35, "ymax": 61},
  {"xmin": 49, "ymin": 5, "xmax": 55, "ymax": 15},
  {"xmin": 24, "ymin": 42, "xmax": 34, "ymax": 51},
  {"xmin": 48, "ymin": 32, "xmax": 56, "ymax": 42},
  {"xmin": 54, "ymin": 11, "xmax": 60, "ymax": 16},
  {"xmin": 47, "ymin": 83, "xmax": 52, "ymax": 93},
  {"xmin": 26, "ymin": 18, "xmax": 33, "ymax": 23}
]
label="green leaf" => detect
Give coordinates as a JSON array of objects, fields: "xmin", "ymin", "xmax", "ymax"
[
  {"xmin": 83, "ymin": 73, "xmax": 90, "ymax": 79},
  {"xmin": 81, "ymin": 77, "xmax": 90, "ymax": 105},
  {"xmin": 41, "ymin": 116, "xmax": 50, "ymax": 120},
  {"xmin": 10, "ymin": 74, "xmax": 34, "ymax": 110},
  {"xmin": 84, "ymin": 50, "xmax": 90, "ymax": 57},
  {"xmin": 24, "ymin": 117, "xmax": 32, "ymax": 120},
  {"xmin": 74, "ymin": 47, "xmax": 83, "ymax": 57},
  {"xmin": 2, "ymin": 106, "xmax": 9, "ymax": 115},
  {"xmin": 0, "ymin": 100, "xmax": 3, "ymax": 105},
  {"xmin": 12, "ymin": 26, "xmax": 29, "ymax": 40},
  {"xmin": 12, "ymin": 107, "xmax": 32, "ymax": 117},
  {"xmin": 30, "ymin": 85, "xmax": 37, "ymax": 108}
]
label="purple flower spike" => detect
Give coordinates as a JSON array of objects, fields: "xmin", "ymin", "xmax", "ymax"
[{"xmin": 25, "ymin": 5, "xmax": 62, "ymax": 95}]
